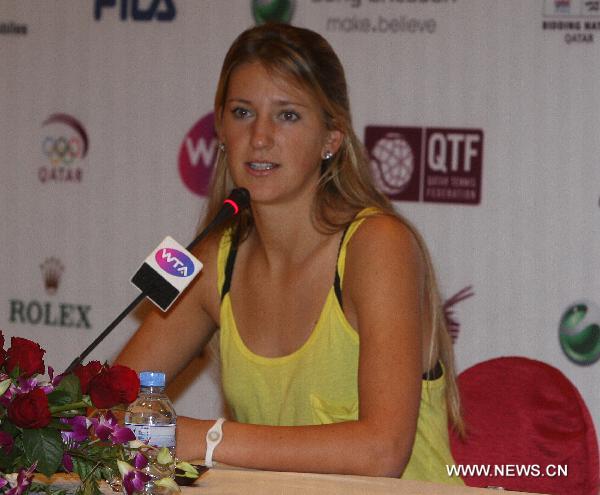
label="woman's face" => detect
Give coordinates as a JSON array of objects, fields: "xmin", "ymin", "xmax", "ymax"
[{"xmin": 218, "ymin": 61, "xmax": 341, "ymax": 206}]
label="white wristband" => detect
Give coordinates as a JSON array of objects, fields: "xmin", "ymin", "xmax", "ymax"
[{"xmin": 205, "ymin": 417, "xmax": 225, "ymax": 468}]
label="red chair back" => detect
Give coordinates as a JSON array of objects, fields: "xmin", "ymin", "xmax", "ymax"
[{"xmin": 449, "ymin": 356, "xmax": 599, "ymax": 495}]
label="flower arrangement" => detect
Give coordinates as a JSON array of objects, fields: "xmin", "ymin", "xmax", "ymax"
[{"xmin": 0, "ymin": 331, "xmax": 192, "ymax": 495}]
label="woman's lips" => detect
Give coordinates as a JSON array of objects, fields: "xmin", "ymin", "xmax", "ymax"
[{"xmin": 245, "ymin": 161, "xmax": 280, "ymax": 175}]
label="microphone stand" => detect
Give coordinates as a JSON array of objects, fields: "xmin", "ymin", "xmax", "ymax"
[
  {"xmin": 64, "ymin": 189, "xmax": 250, "ymax": 374},
  {"xmin": 65, "ymin": 293, "xmax": 146, "ymax": 374}
]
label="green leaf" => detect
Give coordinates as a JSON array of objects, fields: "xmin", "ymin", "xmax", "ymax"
[
  {"xmin": 175, "ymin": 461, "xmax": 198, "ymax": 475},
  {"xmin": 2, "ymin": 421, "xmax": 19, "ymax": 437},
  {"xmin": 47, "ymin": 390, "xmax": 73, "ymax": 407},
  {"xmin": 157, "ymin": 447, "xmax": 173, "ymax": 465},
  {"xmin": 0, "ymin": 424, "xmax": 25, "ymax": 472},
  {"xmin": 54, "ymin": 374, "xmax": 83, "ymax": 402},
  {"xmin": 22, "ymin": 428, "xmax": 64, "ymax": 477},
  {"xmin": 81, "ymin": 478, "xmax": 102, "ymax": 495},
  {"xmin": 72, "ymin": 456, "xmax": 94, "ymax": 480},
  {"xmin": 0, "ymin": 378, "xmax": 12, "ymax": 396},
  {"xmin": 9, "ymin": 366, "xmax": 21, "ymax": 380}
]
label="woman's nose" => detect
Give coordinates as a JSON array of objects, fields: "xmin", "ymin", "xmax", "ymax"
[{"xmin": 250, "ymin": 115, "xmax": 274, "ymax": 150}]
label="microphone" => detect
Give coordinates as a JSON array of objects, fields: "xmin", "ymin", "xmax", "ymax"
[
  {"xmin": 187, "ymin": 186, "xmax": 250, "ymax": 251},
  {"xmin": 64, "ymin": 188, "xmax": 251, "ymax": 374},
  {"xmin": 131, "ymin": 187, "xmax": 250, "ymax": 311}
]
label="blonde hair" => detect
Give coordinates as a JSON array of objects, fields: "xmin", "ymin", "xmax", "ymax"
[{"xmin": 202, "ymin": 23, "xmax": 463, "ymax": 435}]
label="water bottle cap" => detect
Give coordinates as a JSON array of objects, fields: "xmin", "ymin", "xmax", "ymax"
[{"xmin": 139, "ymin": 371, "xmax": 166, "ymax": 387}]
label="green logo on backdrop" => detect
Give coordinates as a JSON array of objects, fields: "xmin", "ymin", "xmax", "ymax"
[
  {"xmin": 559, "ymin": 301, "xmax": 600, "ymax": 365},
  {"xmin": 252, "ymin": 0, "xmax": 294, "ymax": 25}
]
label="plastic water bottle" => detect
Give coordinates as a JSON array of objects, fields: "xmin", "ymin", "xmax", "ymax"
[{"xmin": 125, "ymin": 371, "xmax": 177, "ymax": 494}]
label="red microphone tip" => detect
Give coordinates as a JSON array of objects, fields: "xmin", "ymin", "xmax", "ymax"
[{"xmin": 223, "ymin": 199, "xmax": 239, "ymax": 215}]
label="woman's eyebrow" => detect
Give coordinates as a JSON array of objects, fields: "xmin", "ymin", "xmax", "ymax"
[{"xmin": 226, "ymin": 97, "xmax": 309, "ymax": 108}]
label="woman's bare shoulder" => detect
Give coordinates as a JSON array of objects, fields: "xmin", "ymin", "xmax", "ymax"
[
  {"xmin": 187, "ymin": 230, "xmax": 227, "ymax": 321},
  {"xmin": 349, "ymin": 212, "xmax": 421, "ymax": 260}
]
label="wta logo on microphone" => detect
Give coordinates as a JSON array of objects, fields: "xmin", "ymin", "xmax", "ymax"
[
  {"xmin": 132, "ymin": 237, "xmax": 202, "ymax": 311},
  {"xmin": 155, "ymin": 248, "xmax": 195, "ymax": 277}
]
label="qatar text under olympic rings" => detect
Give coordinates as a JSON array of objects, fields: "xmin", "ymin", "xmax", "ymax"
[{"xmin": 42, "ymin": 136, "xmax": 82, "ymax": 165}]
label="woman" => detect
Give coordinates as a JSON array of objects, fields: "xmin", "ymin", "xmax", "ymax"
[{"xmin": 116, "ymin": 23, "xmax": 463, "ymax": 483}]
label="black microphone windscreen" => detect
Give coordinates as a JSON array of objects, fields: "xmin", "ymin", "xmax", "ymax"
[{"xmin": 227, "ymin": 188, "xmax": 251, "ymax": 212}]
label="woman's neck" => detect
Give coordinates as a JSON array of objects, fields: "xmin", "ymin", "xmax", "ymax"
[{"xmin": 248, "ymin": 200, "xmax": 331, "ymax": 268}]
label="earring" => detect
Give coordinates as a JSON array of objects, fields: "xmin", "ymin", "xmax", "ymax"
[
  {"xmin": 322, "ymin": 150, "xmax": 333, "ymax": 160},
  {"xmin": 218, "ymin": 142, "xmax": 226, "ymax": 153}
]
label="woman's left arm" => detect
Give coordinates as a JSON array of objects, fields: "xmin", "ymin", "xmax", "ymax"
[
  {"xmin": 344, "ymin": 214, "xmax": 425, "ymax": 475},
  {"xmin": 175, "ymin": 215, "xmax": 426, "ymax": 477}
]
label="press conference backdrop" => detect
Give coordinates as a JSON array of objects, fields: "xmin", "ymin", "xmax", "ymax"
[{"xmin": 1, "ymin": 0, "xmax": 598, "ymax": 443}]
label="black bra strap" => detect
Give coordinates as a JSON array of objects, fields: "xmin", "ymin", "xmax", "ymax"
[
  {"xmin": 221, "ymin": 238, "xmax": 239, "ymax": 301},
  {"xmin": 422, "ymin": 361, "xmax": 443, "ymax": 381},
  {"xmin": 333, "ymin": 224, "xmax": 351, "ymax": 310}
]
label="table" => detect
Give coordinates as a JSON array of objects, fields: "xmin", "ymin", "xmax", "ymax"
[
  {"xmin": 178, "ymin": 465, "xmax": 543, "ymax": 495},
  {"xmin": 41, "ymin": 467, "xmax": 543, "ymax": 495}
]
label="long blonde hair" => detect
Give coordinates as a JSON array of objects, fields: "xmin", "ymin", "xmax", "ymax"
[{"xmin": 202, "ymin": 23, "xmax": 463, "ymax": 435}]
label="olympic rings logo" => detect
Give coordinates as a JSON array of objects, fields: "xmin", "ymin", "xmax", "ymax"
[{"xmin": 42, "ymin": 136, "xmax": 83, "ymax": 166}]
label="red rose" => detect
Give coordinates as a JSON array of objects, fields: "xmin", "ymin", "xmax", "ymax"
[
  {"xmin": 0, "ymin": 330, "xmax": 6, "ymax": 368},
  {"xmin": 6, "ymin": 337, "xmax": 45, "ymax": 377},
  {"xmin": 8, "ymin": 388, "xmax": 51, "ymax": 429},
  {"xmin": 89, "ymin": 365, "xmax": 139, "ymax": 409},
  {"xmin": 73, "ymin": 361, "xmax": 103, "ymax": 394}
]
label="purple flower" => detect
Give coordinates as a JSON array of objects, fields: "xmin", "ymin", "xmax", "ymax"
[
  {"xmin": 0, "ymin": 431, "xmax": 14, "ymax": 454},
  {"xmin": 91, "ymin": 411, "xmax": 135, "ymax": 444},
  {"xmin": 122, "ymin": 469, "xmax": 150, "ymax": 495},
  {"xmin": 117, "ymin": 460, "xmax": 150, "ymax": 495},
  {"xmin": 15, "ymin": 376, "xmax": 39, "ymax": 394},
  {"xmin": 60, "ymin": 416, "xmax": 91, "ymax": 444},
  {"xmin": 6, "ymin": 464, "xmax": 36, "ymax": 495},
  {"xmin": 133, "ymin": 452, "xmax": 148, "ymax": 470}
]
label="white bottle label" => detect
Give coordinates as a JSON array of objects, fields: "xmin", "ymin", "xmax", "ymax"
[{"xmin": 127, "ymin": 424, "xmax": 176, "ymax": 449}]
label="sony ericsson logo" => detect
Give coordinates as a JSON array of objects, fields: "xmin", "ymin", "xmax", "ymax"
[
  {"xmin": 155, "ymin": 248, "xmax": 195, "ymax": 277},
  {"xmin": 559, "ymin": 300, "xmax": 600, "ymax": 365},
  {"xmin": 252, "ymin": 0, "xmax": 294, "ymax": 25}
]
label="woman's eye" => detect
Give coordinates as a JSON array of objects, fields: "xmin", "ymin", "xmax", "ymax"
[
  {"xmin": 232, "ymin": 107, "xmax": 251, "ymax": 119},
  {"xmin": 280, "ymin": 111, "xmax": 300, "ymax": 122}
]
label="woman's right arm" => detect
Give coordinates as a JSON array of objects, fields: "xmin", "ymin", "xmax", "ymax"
[{"xmin": 114, "ymin": 236, "xmax": 221, "ymax": 381}]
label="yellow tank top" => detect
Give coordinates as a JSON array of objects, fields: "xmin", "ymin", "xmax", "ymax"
[{"xmin": 217, "ymin": 209, "xmax": 463, "ymax": 484}]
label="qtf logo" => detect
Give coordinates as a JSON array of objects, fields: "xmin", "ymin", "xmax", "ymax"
[
  {"xmin": 369, "ymin": 130, "xmax": 419, "ymax": 200},
  {"xmin": 559, "ymin": 300, "xmax": 600, "ymax": 365},
  {"xmin": 365, "ymin": 126, "xmax": 483, "ymax": 205},
  {"xmin": 39, "ymin": 113, "xmax": 88, "ymax": 184},
  {"xmin": 178, "ymin": 113, "xmax": 218, "ymax": 196},
  {"xmin": 252, "ymin": 0, "xmax": 295, "ymax": 25},
  {"xmin": 155, "ymin": 248, "xmax": 195, "ymax": 277},
  {"xmin": 94, "ymin": 0, "xmax": 176, "ymax": 22}
]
